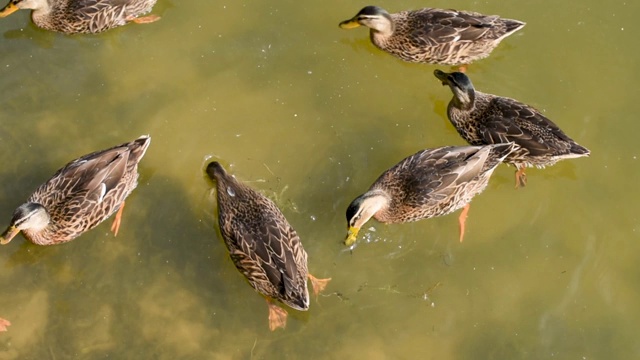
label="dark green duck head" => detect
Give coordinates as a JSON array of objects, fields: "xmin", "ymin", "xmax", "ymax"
[{"xmin": 434, "ymin": 70, "xmax": 476, "ymax": 110}]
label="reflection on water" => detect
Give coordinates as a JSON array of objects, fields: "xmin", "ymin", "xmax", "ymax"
[{"xmin": 0, "ymin": 0, "xmax": 639, "ymax": 358}]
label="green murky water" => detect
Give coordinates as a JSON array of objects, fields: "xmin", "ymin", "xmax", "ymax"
[{"xmin": 0, "ymin": 0, "xmax": 638, "ymax": 358}]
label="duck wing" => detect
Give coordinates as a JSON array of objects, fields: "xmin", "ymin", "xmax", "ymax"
[
  {"xmin": 479, "ymin": 97, "xmax": 578, "ymax": 156},
  {"xmin": 408, "ymin": 9, "xmax": 503, "ymax": 46}
]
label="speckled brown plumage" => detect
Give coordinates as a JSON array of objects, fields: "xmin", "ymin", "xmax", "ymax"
[
  {"xmin": 354, "ymin": 144, "xmax": 514, "ymax": 222},
  {"xmin": 0, "ymin": 0, "xmax": 157, "ymax": 34},
  {"xmin": 345, "ymin": 144, "xmax": 515, "ymax": 245},
  {"xmin": 434, "ymin": 70, "xmax": 590, "ymax": 186},
  {"xmin": 0, "ymin": 135, "xmax": 150, "ymax": 245},
  {"xmin": 339, "ymin": 6, "xmax": 525, "ymax": 66},
  {"xmin": 206, "ymin": 162, "xmax": 311, "ymax": 313}
]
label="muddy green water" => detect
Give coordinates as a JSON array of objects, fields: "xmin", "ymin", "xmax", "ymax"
[{"xmin": 0, "ymin": 0, "xmax": 638, "ymax": 359}]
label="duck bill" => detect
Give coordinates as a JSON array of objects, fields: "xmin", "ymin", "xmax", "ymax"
[
  {"xmin": 339, "ymin": 19, "xmax": 360, "ymax": 29},
  {"xmin": 0, "ymin": 226, "xmax": 19, "ymax": 245},
  {"xmin": 0, "ymin": 3, "xmax": 19, "ymax": 18},
  {"xmin": 433, "ymin": 69, "xmax": 450, "ymax": 85},
  {"xmin": 344, "ymin": 226, "xmax": 360, "ymax": 246}
]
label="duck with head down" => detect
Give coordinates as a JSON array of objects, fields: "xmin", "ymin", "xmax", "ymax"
[
  {"xmin": 0, "ymin": 135, "xmax": 151, "ymax": 246},
  {"xmin": 345, "ymin": 143, "xmax": 516, "ymax": 246},
  {"xmin": 206, "ymin": 161, "xmax": 330, "ymax": 331}
]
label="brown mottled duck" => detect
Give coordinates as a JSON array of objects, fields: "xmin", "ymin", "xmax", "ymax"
[
  {"xmin": 0, "ymin": 0, "xmax": 159, "ymax": 34},
  {"xmin": 206, "ymin": 162, "xmax": 330, "ymax": 331},
  {"xmin": 434, "ymin": 70, "xmax": 590, "ymax": 187},
  {"xmin": 339, "ymin": 5, "xmax": 525, "ymax": 70},
  {"xmin": 345, "ymin": 143, "xmax": 516, "ymax": 246},
  {"xmin": 0, "ymin": 135, "xmax": 150, "ymax": 246}
]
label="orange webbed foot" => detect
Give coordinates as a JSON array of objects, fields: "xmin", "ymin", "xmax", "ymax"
[
  {"xmin": 458, "ymin": 204, "xmax": 470, "ymax": 242},
  {"xmin": 0, "ymin": 317, "xmax": 11, "ymax": 332},
  {"xmin": 130, "ymin": 15, "xmax": 161, "ymax": 24},
  {"xmin": 266, "ymin": 300, "xmax": 288, "ymax": 331},
  {"xmin": 110, "ymin": 202, "xmax": 125, "ymax": 237},
  {"xmin": 515, "ymin": 168, "xmax": 527, "ymax": 189},
  {"xmin": 308, "ymin": 274, "xmax": 331, "ymax": 298}
]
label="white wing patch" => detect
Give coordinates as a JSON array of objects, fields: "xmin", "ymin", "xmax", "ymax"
[{"xmin": 97, "ymin": 183, "xmax": 106, "ymax": 203}]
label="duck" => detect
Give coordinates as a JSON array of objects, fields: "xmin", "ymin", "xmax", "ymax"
[
  {"xmin": 0, "ymin": 135, "xmax": 151, "ymax": 246},
  {"xmin": 339, "ymin": 5, "xmax": 525, "ymax": 70},
  {"xmin": 0, "ymin": 0, "xmax": 159, "ymax": 34},
  {"xmin": 434, "ymin": 70, "xmax": 590, "ymax": 187},
  {"xmin": 206, "ymin": 161, "xmax": 330, "ymax": 331},
  {"xmin": 345, "ymin": 143, "xmax": 516, "ymax": 246}
]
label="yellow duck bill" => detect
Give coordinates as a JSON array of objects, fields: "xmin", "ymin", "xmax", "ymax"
[
  {"xmin": 0, "ymin": 226, "xmax": 19, "ymax": 245},
  {"xmin": 344, "ymin": 226, "xmax": 360, "ymax": 246},
  {"xmin": 339, "ymin": 19, "xmax": 361, "ymax": 29},
  {"xmin": 0, "ymin": 2, "xmax": 19, "ymax": 17}
]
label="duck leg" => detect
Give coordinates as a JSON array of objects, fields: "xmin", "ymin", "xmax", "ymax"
[
  {"xmin": 457, "ymin": 64, "xmax": 468, "ymax": 73},
  {"xmin": 308, "ymin": 274, "xmax": 331, "ymax": 298},
  {"xmin": 129, "ymin": 15, "xmax": 161, "ymax": 24},
  {"xmin": 515, "ymin": 167, "xmax": 527, "ymax": 188},
  {"xmin": 110, "ymin": 202, "xmax": 126, "ymax": 237},
  {"xmin": 0, "ymin": 317, "xmax": 10, "ymax": 332},
  {"xmin": 458, "ymin": 204, "xmax": 470, "ymax": 242},
  {"xmin": 266, "ymin": 299, "xmax": 288, "ymax": 331}
]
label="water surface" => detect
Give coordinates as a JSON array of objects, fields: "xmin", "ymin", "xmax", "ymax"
[{"xmin": 0, "ymin": 0, "xmax": 638, "ymax": 359}]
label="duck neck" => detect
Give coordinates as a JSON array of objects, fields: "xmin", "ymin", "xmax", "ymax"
[
  {"xmin": 358, "ymin": 190, "xmax": 391, "ymax": 224},
  {"xmin": 31, "ymin": 0, "xmax": 53, "ymax": 15},
  {"xmin": 452, "ymin": 89, "xmax": 476, "ymax": 111},
  {"xmin": 18, "ymin": 202, "xmax": 51, "ymax": 232},
  {"xmin": 369, "ymin": 13, "xmax": 395, "ymax": 38}
]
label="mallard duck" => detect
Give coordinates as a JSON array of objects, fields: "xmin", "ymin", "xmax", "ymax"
[
  {"xmin": 206, "ymin": 162, "xmax": 330, "ymax": 331},
  {"xmin": 0, "ymin": 135, "xmax": 150, "ymax": 246},
  {"xmin": 339, "ymin": 6, "xmax": 525, "ymax": 70},
  {"xmin": 345, "ymin": 143, "xmax": 516, "ymax": 246},
  {"xmin": 434, "ymin": 70, "xmax": 591, "ymax": 187},
  {"xmin": 0, "ymin": 0, "xmax": 159, "ymax": 34}
]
